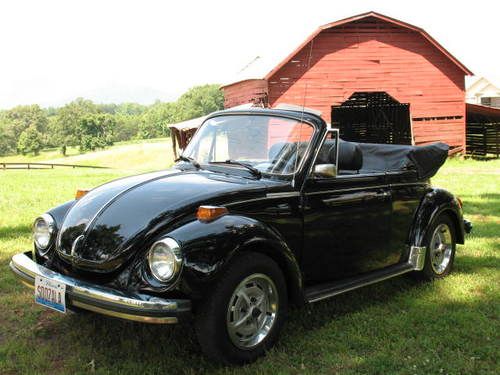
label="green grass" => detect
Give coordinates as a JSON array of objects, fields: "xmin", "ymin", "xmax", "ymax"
[
  {"xmin": 0, "ymin": 137, "xmax": 173, "ymax": 171},
  {"xmin": 0, "ymin": 158, "xmax": 498, "ymax": 374}
]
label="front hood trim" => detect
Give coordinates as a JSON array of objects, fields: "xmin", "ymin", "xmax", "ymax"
[
  {"xmin": 56, "ymin": 169, "xmax": 181, "ymax": 265},
  {"xmin": 56, "ymin": 169, "xmax": 277, "ymax": 272}
]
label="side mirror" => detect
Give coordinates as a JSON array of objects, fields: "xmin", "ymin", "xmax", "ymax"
[{"xmin": 313, "ymin": 164, "xmax": 337, "ymax": 178}]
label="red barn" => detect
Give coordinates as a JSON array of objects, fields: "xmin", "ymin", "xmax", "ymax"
[{"xmin": 222, "ymin": 12, "xmax": 473, "ymax": 153}]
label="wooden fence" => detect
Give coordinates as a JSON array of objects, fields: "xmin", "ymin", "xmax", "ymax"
[
  {"xmin": 466, "ymin": 122, "xmax": 500, "ymax": 158},
  {"xmin": 0, "ymin": 162, "xmax": 110, "ymax": 170}
]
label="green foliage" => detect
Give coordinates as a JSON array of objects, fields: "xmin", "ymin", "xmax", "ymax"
[
  {"xmin": 116, "ymin": 102, "xmax": 147, "ymax": 116},
  {"xmin": 0, "ymin": 105, "xmax": 48, "ymax": 155},
  {"xmin": 77, "ymin": 113, "xmax": 116, "ymax": 152},
  {"xmin": 113, "ymin": 114, "xmax": 140, "ymax": 142},
  {"xmin": 138, "ymin": 102, "xmax": 177, "ymax": 139},
  {"xmin": 53, "ymin": 98, "xmax": 100, "ymax": 155},
  {"xmin": 0, "ymin": 84, "xmax": 224, "ymax": 156},
  {"xmin": 137, "ymin": 84, "xmax": 224, "ymax": 139},
  {"xmin": 17, "ymin": 126, "xmax": 43, "ymax": 155},
  {"xmin": 3, "ymin": 104, "xmax": 48, "ymax": 139},
  {"xmin": 0, "ymin": 122, "xmax": 16, "ymax": 155},
  {"xmin": 176, "ymin": 84, "xmax": 224, "ymax": 120}
]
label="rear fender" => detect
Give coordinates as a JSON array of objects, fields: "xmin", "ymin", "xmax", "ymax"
[{"xmin": 408, "ymin": 188, "xmax": 465, "ymax": 247}]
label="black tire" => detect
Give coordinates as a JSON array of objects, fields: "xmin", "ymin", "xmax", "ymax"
[
  {"xmin": 420, "ymin": 213, "xmax": 456, "ymax": 280},
  {"xmin": 194, "ymin": 252, "xmax": 288, "ymax": 364}
]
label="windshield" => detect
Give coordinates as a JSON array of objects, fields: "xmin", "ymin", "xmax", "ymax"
[{"xmin": 182, "ymin": 115, "xmax": 315, "ymax": 175}]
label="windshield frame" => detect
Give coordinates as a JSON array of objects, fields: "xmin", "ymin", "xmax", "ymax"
[{"xmin": 180, "ymin": 112, "xmax": 321, "ymax": 179}]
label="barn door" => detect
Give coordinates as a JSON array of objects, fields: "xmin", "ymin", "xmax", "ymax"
[{"xmin": 331, "ymin": 92, "xmax": 412, "ymax": 145}]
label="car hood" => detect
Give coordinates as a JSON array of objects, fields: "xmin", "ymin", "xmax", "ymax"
[{"xmin": 56, "ymin": 168, "xmax": 272, "ymax": 272}]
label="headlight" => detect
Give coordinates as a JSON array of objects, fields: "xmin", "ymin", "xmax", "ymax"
[
  {"xmin": 148, "ymin": 238, "xmax": 182, "ymax": 282},
  {"xmin": 33, "ymin": 214, "xmax": 56, "ymax": 255}
]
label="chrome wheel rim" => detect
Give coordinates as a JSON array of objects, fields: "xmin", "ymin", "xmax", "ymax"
[
  {"xmin": 226, "ymin": 273, "xmax": 278, "ymax": 349},
  {"xmin": 430, "ymin": 223, "xmax": 453, "ymax": 274}
]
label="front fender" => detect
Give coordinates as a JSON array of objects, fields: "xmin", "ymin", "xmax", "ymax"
[
  {"xmin": 167, "ymin": 214, "xmax": 304, "ymax": 304},
  {"xmin": 409, "ymin": 188, "xmax": 465, "ymax": 247},
  {"xmin": 47, "ymin": 200, "xmax": 75, "ymax": 227}
]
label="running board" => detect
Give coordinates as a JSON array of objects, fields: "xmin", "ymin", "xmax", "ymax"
[{"xmin": 305, "ymin": 246, "xmax": 426, "ymax": 303}]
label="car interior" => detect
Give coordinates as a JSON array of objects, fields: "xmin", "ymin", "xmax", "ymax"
[{"xmin": 269, "ymin": 138, "xmax": 449, "ymax": 179}]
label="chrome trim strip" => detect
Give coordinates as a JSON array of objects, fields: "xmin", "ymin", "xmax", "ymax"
[
  {"xmin": 307, "ymin": 265, "xmax": 413, "ymax": 303},
  {"xmin": 305, "ymin": 184, "xmax": 389, "ymax": 196},
  {"xmin": 225, "ymin": 192, "xmax": 300, "ymax": 207},
  {"xmin": 266, "ymin": 192, "xmax": 300, "ymax": 198},
  {"xmin": 10, "ymin": 252, "xmax": 189, "ymax": 323},
  {"xmin": 390, "ymin": 182, "xmax": 428, "ymax": 188},
  {"xmin": 307, "ymin": 246, "xmax": 428, "ymax": 303}
]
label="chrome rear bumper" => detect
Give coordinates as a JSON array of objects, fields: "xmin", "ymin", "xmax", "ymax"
[{"xmin": 9, "ymin": 252, "xmax": 191, "ymax": 324}]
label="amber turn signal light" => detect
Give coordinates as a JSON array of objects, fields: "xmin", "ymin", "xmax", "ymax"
[
  {"xmin": 75, "ymin": 189, "xmax": 90, "ymax": 200},
  {"xmin": 197, "ymin": 205, "xmax": 228, "ymax": 222}
]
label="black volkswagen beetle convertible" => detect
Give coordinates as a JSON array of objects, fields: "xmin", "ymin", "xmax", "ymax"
[{"xmin": 10, "ymin": 108, "xmax": 472, "ymax": 364}]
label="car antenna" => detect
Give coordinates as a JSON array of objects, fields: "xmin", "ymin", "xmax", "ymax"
[{"xmin": 292, "ymin": 39, "xmax": 314, "ymax": 188}]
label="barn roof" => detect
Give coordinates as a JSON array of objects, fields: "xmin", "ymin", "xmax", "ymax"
[
  {"xmin": 466, "ymin": 103, "xmax": 500, "ymax": 122},
  {"xmin": 222, "ymin": 11, "xmax": 473, "ymax": 88}
]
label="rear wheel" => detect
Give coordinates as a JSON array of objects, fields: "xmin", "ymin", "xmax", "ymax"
[
  {"xmin": 195, "ymin": 252, "xmax": 287, "ymax": 364},
  {"xmin": 421, "ymin": 214, "xmax": 456, "ymax": 280}
]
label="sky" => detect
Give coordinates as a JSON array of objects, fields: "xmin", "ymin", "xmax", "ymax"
[{"xmin": 0, "ymin": 0, "xmax": 498, "ymax": 109}]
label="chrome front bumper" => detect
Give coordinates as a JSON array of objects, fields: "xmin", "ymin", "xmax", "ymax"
[{"xmin": 9, "ymin": 252, "xmax": 191, "ymax": 324}]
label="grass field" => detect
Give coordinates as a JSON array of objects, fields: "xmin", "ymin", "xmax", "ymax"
[
  {"xmin": 0, "ymin": 137, "xmax": 173, "ymax": 171},
  {"xmin": 0, "ymin": 156, "xmax": 498, "ymax": 374}
]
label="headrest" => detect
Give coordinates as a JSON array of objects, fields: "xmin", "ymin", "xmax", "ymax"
[
  {"xmin": 338, "ymin": 140, "xmax": 363, "ymax": 170},
  {"xmin": 316, "ymin": 140, "xmax": 336, "ymax": 164}
]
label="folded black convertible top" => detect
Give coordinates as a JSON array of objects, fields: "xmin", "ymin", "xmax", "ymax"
[{"xmin": 354, "ymin": 142, "xmax": 449, "ymax": 180}]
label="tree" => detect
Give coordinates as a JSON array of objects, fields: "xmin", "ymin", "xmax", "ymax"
[
  {"xmin": 0, "ymin": 121, "xmax": 16, "ymax": 156},
  {"xmin": 17, "ymin": 126, "xmax": 43, "ymax": 155},
  {"xmin": 3, "ymin": 104, "xmax": 48, "ymax": 139},
  {"xmin": 77, "ymin": 113, "xmax": 116, "ymax": 152},
  {"xmin": 136, "ymin": 84, "xmax": 224, "ymax": 140},
  {"xmin": 138, "ymin": 102, "xmax": 177, "ymax": 139},
  {"xmin": 53, "ymin": 98, "xmax": 100, "ymax": 155},
  {"xmin": 116, "ymin": 102, "xmax": 147, "ymax": 116},
  {"xmin": 113, "ymin": 114, "xmax": 140, "ymax": 142},
  {"xmin": 176, "ymin": 84, "xmax": 224, "ymax": 120}
]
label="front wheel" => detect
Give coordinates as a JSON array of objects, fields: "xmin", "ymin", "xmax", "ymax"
[
  {"xmin": 420, "ymin": 214, "xmax": 457, "ymax": 280},
  {"xmin": 195, "ymin": 252, "xmax": 288, "ymax": 364}
]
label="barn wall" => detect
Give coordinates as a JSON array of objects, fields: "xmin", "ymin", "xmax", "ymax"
[
  {"xmin": 267, "ymin": 20, "xmax": 466, "ymax": 149},
  {"xmin": 222, "ymin": 79, "xmax": 268, "ymax": 108}
]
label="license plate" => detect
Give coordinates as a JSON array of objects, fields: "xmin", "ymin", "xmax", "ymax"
[{"xmin": 34, "ymin": 276, "xmax": 66, "ymax": 313}]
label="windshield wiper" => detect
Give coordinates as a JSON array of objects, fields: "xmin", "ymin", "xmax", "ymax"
[
  {"xmin": 176, "ymin": 155, "xmax": 201, "ymax": 169},
  {"xmin": 209, "ymin": 159, "xmax": 261, "ymax": 179}
]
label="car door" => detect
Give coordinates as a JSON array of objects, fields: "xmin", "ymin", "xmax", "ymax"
[
  {"xmin": 302, "ymin": 174, "xmax": 393, "ymax": 283},
  {"xmin": 300, "ymin": 130, "xmax": 394, "ymax": 284}
]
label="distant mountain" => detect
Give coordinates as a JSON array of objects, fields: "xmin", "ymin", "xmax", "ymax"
[
  {"xmin": 78, "ymin": 83, "xmax": 178, "ymax": 105},
  {"xmin": 34, "ymin": 83, "xmax": 180, "ymax": 109}
]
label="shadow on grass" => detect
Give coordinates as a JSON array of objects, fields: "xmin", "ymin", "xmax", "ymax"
[
  {"xmin": 42, "ymin": 276, "xmax": 425, "ymax": 372},
  {"xmin": 5, "ymin": 261, "xmax": 495, "ymax": 374},
  {"xmin": 460, "ymin": 193, "xmax": 500, "ymax": 217},
  {"xmin": 454, "ymin": 255, "xmax": 500, "ymax": 275},
  {"xmin": 0, "ymin": 224, "xmax": 31, "ymax": 240}
]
